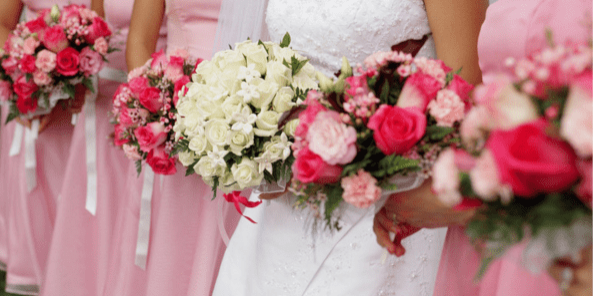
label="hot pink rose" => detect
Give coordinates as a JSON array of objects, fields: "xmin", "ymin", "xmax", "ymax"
[
  {"xmin": 427, "ymin": 89, "xmax": 465, "ymax": 127},
  {"xmin": 16, "ymin": 95, "xmax": 37, "ymax": 114},
  {"xmin": 118, "ymin": 106, "xmax": 134, "ymax": 127},
  {"xmin": 79, "ymin": 47, "xmax": 104, "ymax": 76},
  {"xmin": 341, "ymin": 169, "xmax": 382, "ymax": 208},
  {"xmin": 33, "ymin": 70, "xmax": 51, "ymax": 86},
  {"xmin": 128, "ymin": 76, "xmax": 149, "ymax": 95},
  {"xmin": 367, "ymin": 105, "xmax": 426, "ymax": 155},
  {"xmin": 447, "ymin": 74, "xmax": 474, "ymax": 111},
  {"xmin": 1, "ymin": 56, "xmax": 18, "ymax": 74},
  {"xmin": 294, "ymin": 147, "xmax": 342, "ymax": 184},
  {"xmin": 134, "ymin": 122, "xmax": 167, "ymax": 152},
  {"xmin": 173, "ymin": 75, "xmax": 190, "ymax": 106},
  {"xmin": 193, "ymin": 58, "xmax": 204, "ymax": 73},
  {"xmin": 35, "ymin": 49, "xmax": 57, "ymax": 73},
  {"xmin": 294, "ymin": 91, "xmax": 327, "ymax": 138},
  {"xmin": 150, "ymin": 49, "xmax": 167, "ymax": 70},
  {"xmin": 18, "ymin": 54, "xmax": 36, "ymax": 74},
  {"xmin": 307, "ymin": 111, "xmax": 357, "ymax": 165},
  {"xmin": 122, "ymin": 144, "xmax": 142, "ymax": 161},
  {"xmin": 13, "ymin": 75, "xmax": 38, "ymax": 98},
  {"xmin": 23, "ymin": 37, "xmax": 40, "ymax": 56},
  {"xmin": 55, "ymin": 47, "xmax": 80, "ymax": 76},
  {"xmin": 24, "ymin": 17, "xmax": 48, "ymax": 35},
  {"xmin": 146, "ymin": 146, "xmax": 177, "ymax": 175},
  {"xmin": 139, "ymin": 87, "xmax": 162, "ymax": 113},
  {"xmin": 486, "ymin": 119, "xmax": 579, "ymax": 197},
  {"xmin": 397, "ymin": 72, "xmax": 442, "ymax": 112},
  {"xmin": 576, "ymin": 160, "xmax": 592, "ymax": 208},
  {"xmin": 42, "ymin": 25, "xmax": 68, "ymax": 53},
  {"xmin": 86, "ymin": 17, "xmax": 112, "ymax": 44},
  {"xmin": 560, "ymin": 71, "xmax": 592, "ymax": 157},
  {"xmin": 113, "ymin": 124, "xmax": 129, "ymax": 146},
  {"xmin": 93, "ymin": 37, "xmax": 108, "ymax": 56}
]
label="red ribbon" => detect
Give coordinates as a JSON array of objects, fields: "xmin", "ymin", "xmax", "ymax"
[{"xmin": 223, "ymin": 191, "xmax": 262, "ymax": 224}]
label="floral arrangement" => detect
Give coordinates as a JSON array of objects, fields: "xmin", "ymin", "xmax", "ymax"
[
  {"xmin": 112, "ymin": 49, "xmax": 198, "ymax": 175},
  {"xmin": 288, "ymin": 49, "xmax": 474, "ymax": 230},
  {"xmin": 432, "ymin": 40, "xmax": 592, "ymax": 277},
  {"xmin": 1, "ymin": 4, "xmax": 114, "ymax": 122},
  {"xmin": 172, "ymin": 33, "xmax": 318, "ymax": 195}
]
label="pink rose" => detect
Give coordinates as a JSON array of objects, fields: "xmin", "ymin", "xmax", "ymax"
[
  {"xmin": 460, "ymin": 105, "xmax": 489, "ymax": 146},
  {"xmin": 0, "ymin": 81, "xmax": 12, "ymax": 101},
  {"xmin": 150, "ymin": 49, "xmax": 167, "ymax": 70},
  {"xmin": 16, "ymin": 95, "xmax": 37, "ymax": 114},
  {"xmin": 122, "ymin": 144, "xmax": 142, "ymax": 161},
  {"xmin": 560, "ymin": 71, "xmax": 592, "ymax": 157},
  {"xmin": 427, "ymin": 89, "xmax": 465, "ymax": 127},
  {"xmin": 42, "ymin": 25, "xmax": 68, "ymax": 53},
  {"xmin": 367, "ymin": 105, "xmax": 426, "ymax": 155},
  {"xmin": 127, "ymin": 66, "xmax": 146, "ymax": 81},
  {"xmin": 134, "ymin": 122, "xmax": 167, "ymax": 152},
  {"xmin": 432, "ymin": 149, "xmax": 462, "ymax": 207},
  {"xmin": 23, "ymin": 37, "xmax": 40, "ymax": 56},
  {"xmin": 85, "ymin": 17, "xmax": 112, "ymax": 44},
  {"xmin": 118, "ymin": 106, "xmax": 134, "ymax": 127},
  {"xmin": 18, "ymin": 54, "xmax": 36, "ymax": 74},
  {"xmin": 341, "ymin": 169, "xmax": 381, "ymax": 208},
  {"xmin": 193, "ymin": 58, "xmax": 204, "ymax": 73},
  {"xmin": 113, "ymin": 124, "xmax": 129, "ymax": 146},
  {"xmin": 33, "ymin": 70, "xmax": 51, "ymax": 86},
  {"xmin": 307, "ymin": 111, "xmax": 357, "ymax": 165},
  {"xmin": 294, "ymin": 147, "xmax": 343, "ymax": 184},
  {"xmin": 146, "ymin": 146, "xmax": 177, "ymax": 175},
  {"xmin": 93, "ymin": 37, "xmax": 108, "ymax": 56},
  {"xmin": 35, "ymin": 50, "xmax": 57, "ymax": 73},
  {"xmin": 169, "ymin": 48, "xmax": 189, "ymax": 59},
  {"xmin": 1, "ymin": 56, "xmax": 18, "ymax": 74},
  {"xmin": 173, "ymin": 75, "xmax": 190, "ymax": 106},
  {"xmin": 469, "ymin": 150, "xmax": 512, "ymax": 203},
  {"xmin": 447, "ymin": 74, "xmax": 474, "ymax": 111},
  {"xmin": 164, "ymin": 56, "xmax": 184, "ymax": 81},
  {"xmin": 13, "ymin": 75, "xmax": 38, "ymax": 98},
  {"xmin": 487, "ymin": 119, "xmax": 579, "ymax": 197},
  {"xmin": 24, "ymin": 17, "xmax": 48, "ymax": 35},
  {"xmin": 128, "ymin": 76, "xmax": 149, "ymax": 95},
  {"xmin": 397, "ymin": 72, "xmax": 442, "ymax": 112},
  {"xmin": 55, "ymin": 47, "xmax": 80, "ymax": 76},
  {"xmin": 294, "ymin": 91, "xmax": 327, "ymax": 138},
  {"xmin": 79, "ymin": 47, "xmax": 104, "ymax": 77},
  {"xmin": 576, "ymin": 160, "xmax": 592, "ymax": 208},
  {"xmin": 60, "ymin": 4, "xmax": 82, "ymax": 23},
  {"xmin": 139, "ymin": 87, "xmax": 162, "ymax": 112}
]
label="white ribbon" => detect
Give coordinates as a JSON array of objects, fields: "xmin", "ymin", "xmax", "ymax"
[
  {"xmin": 9, "ymin": 124, "xmax": 23, "ymax": 157},
  {"xmin": 24, "ymin": 119, "xmax": 39, "ymax": 193},
  {"xmin": 135, "ymin": 168, "xmax": 155, "ymax": 270}
]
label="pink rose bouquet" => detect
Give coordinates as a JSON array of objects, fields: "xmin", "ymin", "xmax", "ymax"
[
  {"xmin": 285, "ymin": 42, "xmax": 474, "ymax": 230},
  {"xmin": 111, "ymin": 49, "xmax": 197, "ymax": 176},
  {"xmin": 431, "ymin": 39, "xmax": 592, "ymax": 278},
  {"xmin": 1, "ymin": 4, "xmax": 114, "ymax": 122}
]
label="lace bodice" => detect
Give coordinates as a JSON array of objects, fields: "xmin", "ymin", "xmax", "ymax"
[{"xmin": 266, "ymin": 0, "xmax": 436, "ymax": 75}]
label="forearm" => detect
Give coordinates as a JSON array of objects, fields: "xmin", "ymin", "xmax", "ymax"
[
  {"xmin": 0, "ymin": 0, "xmax": 24, "ymax": 47},
  {"xmin": 126, "ymin": 0, "xmax": 165, "ymax": 71}
]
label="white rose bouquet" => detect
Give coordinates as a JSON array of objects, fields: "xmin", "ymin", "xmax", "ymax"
[{"xmin": 173, "ymin": 33, "xmax": 318, "ymax": 196}]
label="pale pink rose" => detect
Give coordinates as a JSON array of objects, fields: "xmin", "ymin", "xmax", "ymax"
[
  {"xmin": 35, "ymin": 49, "xmax": 57, "ymax": 73},
  {"xmin": 164, "ymin": 56, "xmax": 184, "ymax": 82},
  {"xmin": 94, "ymin": 37, "xmax": 108, "ymax": 56},
  {"xmin": 560, "ymin": 71, "xmax": 592, "ymax": 157},
  {"xmin": 341, "ymin": 169, "xmax": 382, "ymax": 208},
  {"xmin": 169, "ymin": 48, "xmax": 189, "ymax": 59},
  {"xmin": 22, "ymin": 37, "xmax": 40, "ymax": 55},
  {"xmin": 79, "ymin": 8, "xmax": 98, "ymax": 22},
  {"xmin": 123, "ymin": 144, "xmax": 142, "ymax": 161},
  {"xmin": 127, "ymin": 66, "xmax": 146, "ymax": 81},
  {"xmin": 79, "ymin": 47, "xmax": 104, "ymax": 76},
  {"xmin": 432, "ymin": 149, "xmax": 462, "ymax": 207},
  {"xmin": 0, "ymin": 81, "xmax": 13, "ymax": 101},
  {"xmin": 454, "ymin": 149, "xmax": 476, "ymax": 171},
  {"xmin": 460, "ymin": 105, "xmax": 490, "ymax": 147},
  {"xmin": 469, "ymin": 150, "xmax": 504, "ymax": 202},
  {"xmin": 150, "ymin": 49, "xmax": 167, "ymax": 70},
  {"xmin": 307, "ymin": 111, "xmax": 357, "ymax": 165},
  {"xmin": 397, "ymin": 72, "xmax": 442, "ymax": 112},
  {"xmin": 427, "ymin": 89, "xmax": 465, "ymax": 127},
  {"xmin": 134, "ymin": 122, "xmax": 167, "ymax": 152},
  {"xmin": 33, "ymin": 70, "xmax": 52, "ymax": 86},
  {"xmin": 295, "ymin": 91, "xmax": 327, "ymax": 138}
]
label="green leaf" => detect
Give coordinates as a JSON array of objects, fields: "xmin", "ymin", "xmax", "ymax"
[
  {"xmin": 290, "ymin": 56, "xmax": 309, "ymax": 76},
  {"xmin": 170, "ymin": 139, "xmax": 189, "ymax": 156},
  {"xmin": 185, "ymin": 160, "xmax": 198, "ymax": 176},
  {"xmin": 82, "ymin": 77, "xmax": 95, "ymax": 93},
  {"xmin": 371, "ymin": 155, "xmax": 420, "ymax": 178},
  {"xmin": 341, "ymin": 159, "xmax": 372, "ymax": 177},
  {"xmin": 379, "ymin": 81, "xmax": 390, "ymax": 102},
  {"xmin": 258, "ymin": 40, "xmax": 269, "ymax": 55},
  {"xmin": 424, "ymin": 125, "xmax": 454, "ymax": 141},
  {"xmin": 279, "ymin": 32, "xmax": 291, "ymax": 48},
  {"xmin": 323, "ymin": 185, "xmax": 344, "ymax": 227},
  {"xmin": 135, "ymin": 160, "xmax": 142, "ymax": 177},
  {"xmin": 211, "ymin": 177, "xmax": 220, "ymax": 200},
  {"xmin": 5, "ymin": 104, "xmax": 19, "ymax": 124},
  {"xmin": 62, "ymin": 84, "xmax": 75, "ymax": 99}
]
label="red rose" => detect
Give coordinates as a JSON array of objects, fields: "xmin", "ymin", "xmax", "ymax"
[
  {"xmin": 576, "ymin": 160, "xmax": 591, "ymax": 208},
  {"xmin": 397, "ymin": 72, "xmax": 442, "ymax": 112},
  {"xmin": 42, "ymin": 25, "xmax": 69, "ymax": 53},
  {"xmin": 16, "ymin": 96, "xmax": 37, "ymax": 114},
  {"xmin": 367, "ymin": 105, "xmax": 426, "ymax": 155},
  {"xmin": 113, "ymin": 124, "xmax": 129, "ymax": 146},
  {"xmin": 146, "ymin": 146, "xmax": 177, "ymax": 175},
  {"xmin": 128, "ymin": 76, "xmax": 149, "ymax": 95},
  {"xmin": 447, "ymin": 74, "xmax": 474, "ymax": 111},
  {"xmin": 139, "ymin": 87, "xmax": 163, "ymax": 112},
  {"xmin": 173, "ymin": 75, "xmax": 190, "ymax": 106},
  {"xmin": 24, "ymin": 17, "xmax": 48, "ymax": 35},
  {"xmin": 18, "ymin": 54, "xmax": 37, "ymax": 74},
  {"xmin": 134, "ymin": 122, "xmax": 167, "ymax": 152},
  {"xmin": 2, "ymin": 56, "xmax": 18, "ymax": 74},
  {"xmin": 85, "ymin": 17, "xmax": 112, "ymax": 44},
  {"xmin": 486, "ymin": 119, "xmax": 579, "ymax": 197},
  {"xmin": 13, "ymin": 75, "xmax": 38, "ymax": 98},
  {"xmin": 294, "ymin": 147, "xmax": 343, "ymax": 184},
  {"xmin": 55, "ymin": 47, "xmax": 80, "ymax": 76}
]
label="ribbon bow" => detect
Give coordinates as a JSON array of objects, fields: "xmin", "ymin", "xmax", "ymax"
[{"xmin": 223, "ymin": 191, "xmax": 262, "ymax": 224}]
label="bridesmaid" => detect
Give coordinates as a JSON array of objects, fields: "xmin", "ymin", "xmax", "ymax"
[
  {"xmin": 39, "ymin": 0, "xmax": 167, "ymax": 295},
  {"xmin": 103, "ymin": 1, "xmax": 240, "ymax": 295},
  {"xmin": 0, "ymin": 1, "xmax": 86, "ymax": 294}
]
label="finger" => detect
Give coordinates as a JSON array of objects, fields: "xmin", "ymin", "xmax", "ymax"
[
  {"xmin": 373, "ymin": 214, "xmax": 397, "ymax": 253},
  {"xmin": 16, "ymin": 118, "xmax": 32, "ymax": 129},
  {"xmin": 38, "ymin": 115, "xmax": 52, "ymax": 133},
  {"xmin": 375, "ymin": 208, "xmax": 399, "ymax": 233},
  {"xmin": 258, "ymin": 191, "xmax": 285, "ymax": 200}
]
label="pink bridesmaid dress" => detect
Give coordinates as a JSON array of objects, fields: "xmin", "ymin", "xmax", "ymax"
[
  {"xmin": 433, "ymin": 1, "xmax": 592, "ymax": 295},
  {"xmin": 0, "ymin": 105, "xmax": 9, "ymax": 273},
  {"xmin": 1, "ymin": 2, "xmax": 86, "ymax": 295},
  {"xmin": 39, "ymin": 1, "xmax": 167, "ymax": 296}
]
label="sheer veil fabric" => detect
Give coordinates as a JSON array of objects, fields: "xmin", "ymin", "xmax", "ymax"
[{"xmin": 213, "ymin": 0, "xmax": 270, "ymax": 52}]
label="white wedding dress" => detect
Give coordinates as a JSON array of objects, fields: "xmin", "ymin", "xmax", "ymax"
[{"xmin": 212, "ymin": 1, "xmax": 447, "ymax": 295}]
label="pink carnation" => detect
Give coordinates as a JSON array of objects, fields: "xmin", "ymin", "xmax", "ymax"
[
  {"xmin": 23, "ymin": 37, "xmax": 40, "ymax": 55},
  {"xmin": 427, "ymin": 89, "xmax": 465, "ymax": 127},
  {"xmin": 127, "ymin": 66, "xmax": 146, "ymax": 81},
  {"xmin": 307, "ymin": 111, "xmax": 357, "ymax": 165},
  {"xmin": 35, "ymin": 50, "xmax": 57, "ymax": 73},
  {"xmin": 33, "ymin": 70, "xmax": 52, "ymax": 86},
  {"xmin": 79, "ymin": 47, "xmax": 104, "ymax": 77},
  {"xmin": 432, "ymin": 149, "xmax": 462, "ymax": 207},
  {"xmin": 1, "ymin": 56, "xmax": 18, "ymax": 74},
  {"xmin": 341, "ymin": 170, "xmax": 382, "ymax": 208},
  {"xmin": 94, "ymin": 37, "xmax": 108, "ymax": 56},
  {"xmin": 447, "ymin": 74, "xmax": 474, "ymax": 111}
]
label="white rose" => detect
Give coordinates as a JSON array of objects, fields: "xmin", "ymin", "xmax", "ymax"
[
  {"xmin": 212, "ymin": 49, "xmax": 246, "ymax": 74},
  {"xmin": 291, "ymin": 70, "xmax": 318, "ymax": 91},
  {"xmin": 221, "ymin": 95, "xmax": 245, "ymax": 121},
  {"xmin": 231, "ymin": 157, "xmax": 264, "ymax": 189},
  {"xmin": 197, "ymin": 97, "xmax": 225, "ymax": 120},
  {"xmin": 262, "ymin": 42, "xmax": 281, "ymax": 60},
  {"xmin": 204, "ymin": 119, "xmax": 230, "ymax": 147},
  {"xmin": 218, "ymin": 69, "xmax": 242, "ymax": 95},
  {"xmin": 263, "ymin": 136, "xmax": 285, "ymax": 160},
  {"xmin": 219, "ymin": 170, "xmax": 241, "ymax": 193},
  {"xmin": 188, "ymin": 135, "xmax": 210, "ymax": 155},
  {"xmin": 193, "ymin": 60, "xmax": 221, "ymax": 85},
  {"xmin": 265, "ymin": 60, "xmax": 292, "ymax": 87},
  {"xmin": 178, "ymin": 151, "xmax": 197, "ymax": 167},
  {"xmin": 250, "ymin": 78, "xmax": 279, "ymax": 109},
  {"xmin": 178, "ymin": 101, "xmax": 206, "ymax": 132},
  {"xmin": 254, "ymin": 110, "xmax": 280, "ymax": 137},
  {"xmin": 272, "ymin": 87, "xmax": 295, "ymax": 113},
  {"xmin": 235, "ymin": 40, "xmax": 269, "ymax": 75},
  {"xmin": 283, "ymin": 119, "xmax": 299, "ymax": 137},
  {"xmin": 195, "ymin": 156, "xmax": 225, "ymax": 178},
  {"xmin": 273, "ymin": 47, "xmax": 305, "ymax": 64},
  {"xmin": 229, "ymin": 130, "xmax": 254, "ymax": 155}
]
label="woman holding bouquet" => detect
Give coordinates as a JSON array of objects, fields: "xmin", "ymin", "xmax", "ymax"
[
  {"xmin": 0, "ymin": 1, "xmax": 87, "ymax": 294},
  {"xmin": 39, "ymin": 0, "xmax": 168, "ymax": 295}
]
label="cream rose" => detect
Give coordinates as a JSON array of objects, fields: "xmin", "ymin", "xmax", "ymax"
[
  {"xmin": 254, "ymin": 110, "xmax": 280, "ymax": 137},
  {"xmin": 229, "ymin": 130, "xmax": 254, "ymax": 155},
  {"xmin": 249, "ymin": 78, "xmax": 279, "ymax": 109},
  {"xmin": 221, "ymin": 95, "xmax": 245, "ymax": 120},
  {"xmin": 212, "ymin": 49, "xmax": 246, "ymax": 75},
  {"xmin": 265, "ymin": 61, "xmax": 292, "ymax": 87},
  {"xmin": 188, "ymin": 135, "xmax": 210, "ymax": 155},
  {"xmin": 196, "ymin": 97, "xmax": 225, "ymax": 120},
  {"xmin": 235, "ymin": 41, "xmax": 269, "ymax": 75},
  {"xmin": 194, "ymin": 60, "xmax": 222, "ymax": 85},
  {"xmin": 231, "ymin": 158, "xmax": 264, "ymax": 188},
  {"xmin": 272, "ymin": 87, "xmax": 296, "ymax": 113},
  {"xmin": 292, "ymin": 71, "xmax": 318, "ymax": 91},
  {"xmin": 204, "ymin": 119, "xmax": 230, "ymax": 147},
  {"xmin": 195, "ymin": 156, "xmax": 225, "ymax": 178},
  {"xmin": 283, "ymin": 119, "xmax": 299, "ymax": 137},
  {"xmin": 178, "ymin": 151, "xmax": 197, "ymax": 167}
]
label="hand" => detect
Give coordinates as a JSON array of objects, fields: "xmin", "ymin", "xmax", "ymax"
[
  {"xmin": 15, "ymin": 114, "xmax": 52, "ymax": 134},
  {"xmin": 373, "ymin": 207, "xmax": 421, "ymax": 256},
  {"xmin": 258, "ymin": 177, "xmax": 292, "ymax": 200},
  {"xmin": 548, "ymin": 245, "xmax": 592, "ymax": 296},
  {"xmin": 67, "ymin": 84, "xmax": 88, "ymax": 114}
]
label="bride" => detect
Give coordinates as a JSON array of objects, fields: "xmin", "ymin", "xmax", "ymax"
[{"xmin": 212, "ymin": 0, "xmax": 486, "ymax": 295}]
